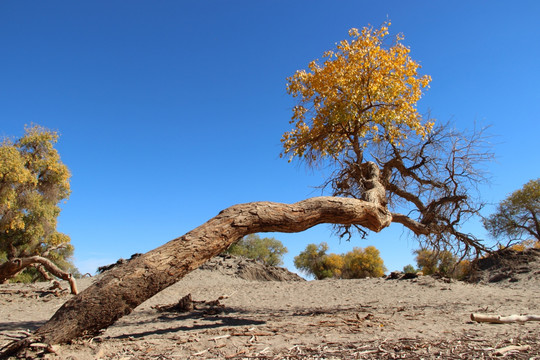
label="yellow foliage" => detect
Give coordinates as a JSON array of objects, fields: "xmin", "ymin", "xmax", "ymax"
[
  {"xmin": 509, "ymin": 239, "xmax": 540, "ymax": 252},
  {"xmin": 282, "ymin": 21, "xmax": 432, "ymax": 163},
  {"xmin": 323, "ymin": 253, "xmax": 345, "ymax": 278},
  {"xmin": 414, "ymin": 248, "xmax": 472, "ymax": 279},
  {"xmin": 295, "ymin": 243, "xmax": 386, "ymax": 279},
  {"xmin": 342, "ymin": 246, "xmax": 386, "ymax": 278},
  {"xmin": 1, "ymin": 125, "xmax": 72, "ymax": 263}
]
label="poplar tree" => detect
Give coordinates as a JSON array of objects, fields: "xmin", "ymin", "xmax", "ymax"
[{"xmin": 0, "ymin": 125, "xmax": 77, "ymax": 292}]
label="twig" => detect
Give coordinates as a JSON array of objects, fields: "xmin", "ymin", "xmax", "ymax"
[
  {"xmin": 225, "ymin": 349, "xmax": 246, "ymax": 359},
  {"xmin": 192, "ymin": 349, "xmax": 208, "ymax": 356},
  {"xmin": 230, "ymin": 331, "xmax": 273, "ymax": 337},
  {"xmin": 356, "ymin": 349, "xmax": 379, "ymax": 355},
  {"xmin": 211, "ymin": 334, "xmax": 231, "ymax": 341}
]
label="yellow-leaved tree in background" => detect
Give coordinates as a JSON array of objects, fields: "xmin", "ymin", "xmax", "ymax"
[
  {"xmin": 0, "ymin": 125, "xmax": 78, "ymax": 290},
  {"xmin": 294, "ymin": 242, "xmax": 386, "ymax": 279}
]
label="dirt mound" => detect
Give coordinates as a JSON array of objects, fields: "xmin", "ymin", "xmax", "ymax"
[
  {"xmin": 198, "ymin": 254, "xmax": 305, "ymax": 282},
  {"xmin": 467, "ymin": 247, "xmax": 540, "ymax": 285}
]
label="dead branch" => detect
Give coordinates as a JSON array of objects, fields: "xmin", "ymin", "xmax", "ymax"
[
  {"xmin": 0, "ymin": 256, "xmax": 78, "ymax": 294},
  {"xmin": 471, "ymin": 313, "xmax": 540, "ymax": 323},
  {"xmin": 492, "ymin": 345, "xmax": 531, "ymax": 356}
]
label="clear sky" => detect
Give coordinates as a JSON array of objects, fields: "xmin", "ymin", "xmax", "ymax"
[{"xmin": 1, "ymin": 1, "xmax": 539, "ymax": 276}]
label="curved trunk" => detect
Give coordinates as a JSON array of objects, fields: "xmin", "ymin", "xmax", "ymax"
[
  {"xmin": 4, "ymin": 196, "xmax": 390, "ymax": 353},
  {"xmin": 0, "ymin": 256, "xmax": 78, "ymax": 294}
]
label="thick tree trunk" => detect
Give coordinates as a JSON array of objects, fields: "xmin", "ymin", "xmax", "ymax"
[
  {"xmin": 0, "ymin": 256, "xmax": 78, "ymax": 294},
  {"xmin": 3, "ymin": 197, "xmax": 390, "ymax": 354}
]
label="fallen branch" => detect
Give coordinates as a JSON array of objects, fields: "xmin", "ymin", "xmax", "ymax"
[
  {"xmin": 493, "ymin": 345, "xmax": 531, "ymax": 356},
  {"xmin": 0, "ymin": 256, "xmax": 78, "ymax": 295},
  {"xmin": 471, "ymin": 313, "xmax": 540, "ymax": 324}
]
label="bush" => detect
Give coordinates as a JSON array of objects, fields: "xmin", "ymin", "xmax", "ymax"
[
  {"xmin": 403, "ymin": 264, "xmax": 417, "ymax": 274},
  {"xmin": 225, "ymin": 234, "xmax": 287, "ymax": 266},
  {"xmin": 508, "ymin": 239, "xmax": 540, "ymax": 252},
  {"xmin": 342, "ymin": 246, "xmax": 386, "ymax": 279},
  {"xmin": 293, "ymin": 243, "xmax": 334, "ymax": 279},
  {"xmin": 414, "ymin": 248, "xmax": 471, "ymax": 279}
]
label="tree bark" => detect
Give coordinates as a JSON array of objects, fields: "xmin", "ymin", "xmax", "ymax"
[
  {"xmin": 0, "ymin": 256, "xmax": 78, "ymax": 294},
  {"xmin": 4, "ymin": 196, "xmax": 390, "ymax": 353}
]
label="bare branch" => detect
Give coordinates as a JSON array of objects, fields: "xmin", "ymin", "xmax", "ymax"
[{"xmin": 0, "ymin": 256, "xmax": 78, "ymax": 294}]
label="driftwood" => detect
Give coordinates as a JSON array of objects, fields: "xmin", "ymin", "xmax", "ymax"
[
  {"xmin": 471, "ymin": 313, "xmax": 540, "ymax": 324},
  {"xmin": 493, "ymin": 345, "xmax": 531, "ymax": 356},
  {"xmin": 0, "ymin": 196, "xmax": 391, "ymax": 357}
]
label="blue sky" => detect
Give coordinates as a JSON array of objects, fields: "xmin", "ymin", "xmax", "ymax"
[{"xmin": 1, "ymin": 1, "xmax": 539, "ymax": 276}]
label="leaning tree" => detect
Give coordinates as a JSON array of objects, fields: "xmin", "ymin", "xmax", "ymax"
[{"xmin": 1, "ymin": 22, "xmax": 492, "ymax": 356}]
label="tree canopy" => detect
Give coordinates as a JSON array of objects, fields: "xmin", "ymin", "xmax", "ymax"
[
  {"xmin": 282, "ymin": 21, "xmax": 432, "ymax": 165},
  {"xmin": 483, "ymin": 179, "xmax": 540, "ymax": 244},
  {"xmin": 0, "ymin": 125, "xmax": 75, "ymax": 284}
]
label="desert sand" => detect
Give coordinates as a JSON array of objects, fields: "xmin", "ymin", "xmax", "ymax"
[{"xmin": 1, "ymin": 251, "xmax": 539, "ymax": 359}]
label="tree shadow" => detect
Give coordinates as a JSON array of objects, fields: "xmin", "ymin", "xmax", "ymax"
[
  {"xmin": 110, "ymin": 307, "xmax": 265, "ymax": 340},
  {"xmin": 0, "ymin": 320, "xmax": 45, "ymax": 332}
]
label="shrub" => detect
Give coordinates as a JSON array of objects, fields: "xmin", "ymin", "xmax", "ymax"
[{"xmin": 226, "ymin": 234, "xmax": 287, "ymax": 266}]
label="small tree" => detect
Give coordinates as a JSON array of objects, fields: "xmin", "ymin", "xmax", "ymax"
[
  {"xmin": 415, "ymin": 248, "xmax": 458, "ymax": 276},
  {"xmin": 403, "ymin": 264, "xmax": 417, "ymax": 274},
  {"xmin": 226, "ymin": 234, "xmax": 288, "ymax": 266},
  {"xmin": 0, "ymin": 125, "xmax": 77, "ymax": 292},
  {"xmin": 483, "ymin": 179, "xmax": 540, "ymax": 245},
  {"xmin": 414, "ymin": 248, "xmax": 470, "ymax": 278},
  {"xmin": 294, "ymin": 242, "xmax": 333, "ymax": 279},
  {"xmin": 342, "ymin": 246, "xmax": 386, "ymax": 278}
]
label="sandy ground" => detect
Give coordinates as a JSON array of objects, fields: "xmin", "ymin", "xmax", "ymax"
[{"xmin": 1, "ymin": 256, "xmax": 539, "ymax": 359}]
